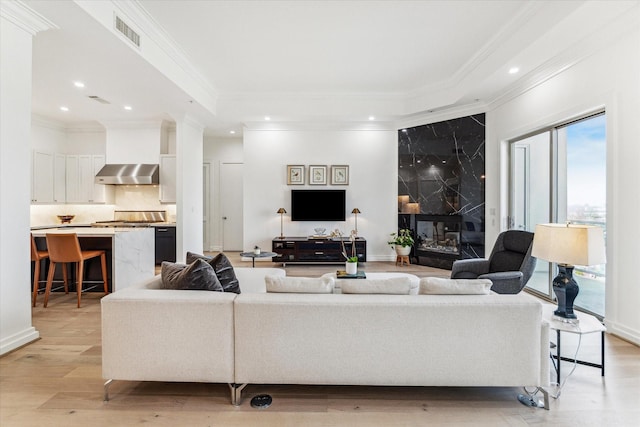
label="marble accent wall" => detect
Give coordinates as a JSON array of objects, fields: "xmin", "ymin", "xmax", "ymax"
[{"xmin": 398, "ymin": 114, "xmax": 485, "ymax": 258}]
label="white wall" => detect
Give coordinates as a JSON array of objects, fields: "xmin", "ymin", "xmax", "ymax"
[
  {"xmin": 175, "ymin": 116, "xmax": 204, "ymax": 260},
  {"xmin": 104, "ymin": 123, "xmax": 162, "ymax": 164},
  {"xmin": 0, "ymin": 16, "xmax": 40, "ymax": 355},
  {"xmin": 243, "ymin": 127, "xmax": 398, "ymax": 260},
  {"xmin": 486, "ymin": 24, "xmax": 640, "ymax": 344},
  {"xmin": 204, "ymin": 136, "xmax": 243, "ymax": 251}
]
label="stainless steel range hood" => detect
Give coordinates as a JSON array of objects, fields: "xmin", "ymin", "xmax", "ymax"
[{"xmin": 95, "ymin": 164, "xmax": 159, "ymax": 185}]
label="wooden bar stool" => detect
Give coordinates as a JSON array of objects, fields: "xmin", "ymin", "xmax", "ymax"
[
  {"xmin": 31, "ymin": 233, "xmax": 67, "ymax": 307},
  {"xmin": 43, "ymin": 233, "xmax": 109, "ymax": 308}
]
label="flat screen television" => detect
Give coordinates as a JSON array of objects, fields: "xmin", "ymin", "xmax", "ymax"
[{"xmin": 291, "ymin": 189, "xmax": 346, "ymax": 221}]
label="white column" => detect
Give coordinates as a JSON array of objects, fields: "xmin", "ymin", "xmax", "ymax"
[
  {"xmin": 174, "ymin": 115, "xmax": 204, "ymax": 261},
  {"xmin": 0, "ymin": 3, "xmax": 55, "ymax": 355}
]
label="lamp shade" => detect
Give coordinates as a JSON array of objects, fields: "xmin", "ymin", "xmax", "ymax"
[
  {"xmin": 277, "ymin": 208, "xmax": 286, "ymax": 214},
  {"xmin": 351, "ymin": 208, "xmax": 361, "ymax": 214},
  {"xmin": 532, "ymin": 223, "xmax": 606, "ymax": 266}
]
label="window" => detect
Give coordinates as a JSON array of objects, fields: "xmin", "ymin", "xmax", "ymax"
[{"xmin": 510, "ymin": 112, "xmax": 606, "ymax": 317}]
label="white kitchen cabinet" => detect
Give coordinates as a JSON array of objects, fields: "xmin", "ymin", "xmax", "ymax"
[
  {"xmin": 31, "ymin": 150, "xmax": 54, "ymax": 203},
  {"xmin": 54, "ymin": 153, "xmax": 66, "ymax": 203},
  {"xmin": 159, "ymin": 154, "xmax": 176, "ymax": 203},
  {"xmin": 66, "ymin": 154, "xmax": 113, "ymax": 204}
]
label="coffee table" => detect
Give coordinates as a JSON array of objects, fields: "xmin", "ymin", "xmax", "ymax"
[
  {"xmin": 240, "ymin": 251, "xmax": 277, "ymax": 268},
  {"xmin": 321, "ymin": 272, "xmax": 420, "ymax": 294}
]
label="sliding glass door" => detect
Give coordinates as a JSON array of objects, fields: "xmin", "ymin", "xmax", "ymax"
[{"xmin": 509, "ymin": 112, "xmax": 606, "ymax": 317}]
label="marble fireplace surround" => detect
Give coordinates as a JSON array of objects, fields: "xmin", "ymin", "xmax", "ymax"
[{"xmin": 398, "ymin": 114, "xmax": 485, "ymax": 264}]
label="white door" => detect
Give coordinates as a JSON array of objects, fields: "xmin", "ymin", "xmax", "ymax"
[
  {"xmin": 203, "ymin": 163, "xmax": 211, "ymax": 251},
  {"xmin": 220, "ymin": 163, "xmax": 243, "ymax": 251}
]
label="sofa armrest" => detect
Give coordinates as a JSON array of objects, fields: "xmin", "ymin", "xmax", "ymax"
[
  {"xmin": 451, "ymin": 258, "xmax": 490, "ymax": 278},
  {"xmin": 101, "ymin": 290, "xmax": 236, "ymax": 383}
]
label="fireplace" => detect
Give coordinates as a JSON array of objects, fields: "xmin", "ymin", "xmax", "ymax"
[{"xmin": 415, "ymin": 215, "xmax": 462, "ymax": 269}]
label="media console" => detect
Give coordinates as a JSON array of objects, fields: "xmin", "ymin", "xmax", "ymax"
[{"xmin": 272, "ymin": 236, "xmax": 366, "ymax": 265}]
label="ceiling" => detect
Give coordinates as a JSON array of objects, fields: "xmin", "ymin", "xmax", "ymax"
[{"xmin": 21, "ymin": 0, "xmax": 636, "ymax": 136}]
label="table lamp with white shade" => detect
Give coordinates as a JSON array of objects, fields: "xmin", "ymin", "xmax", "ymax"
[{"xmin": 531, "ymin": 223, "xmax": 606, "ymax": 321}]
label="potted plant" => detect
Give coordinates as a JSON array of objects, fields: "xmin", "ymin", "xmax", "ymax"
[
  {"xmin": 338, "ymin": 229, "xmax": 359, "ymax": 274},
  {"xmin": 388, "ymin": 229, "xmax": 414, "ymax": 256}
]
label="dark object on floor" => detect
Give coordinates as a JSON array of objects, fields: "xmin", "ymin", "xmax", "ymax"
[
  {"xmin": 250, "ymin": 394, "xmax": 272, "ymax": 409},
  {"xmin": 517, "ymin": 393, "xmax": 544, "ymax": 408}
]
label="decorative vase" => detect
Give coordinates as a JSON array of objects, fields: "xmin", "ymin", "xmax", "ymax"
[
  {"xmin": 345, "ymin": 261, "xmax": 357, "ymax": 275},
  {"xmin": 395, "ymin": 246, "xmax": 411, "ymax": 256}
]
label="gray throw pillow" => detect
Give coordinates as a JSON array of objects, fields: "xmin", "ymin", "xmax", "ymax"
[
  {"xmin": 160, "ymin": 259, "xmax": 223, "ymax": 291},
  {"xmin": 186, "ymin": 252, "xmax": 241, "ymax": 294}
]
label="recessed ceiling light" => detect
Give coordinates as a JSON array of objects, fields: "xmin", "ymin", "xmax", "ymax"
[
  {"xmin": 368, "ymin": 116, "xmax": 375, "ymax": 121},
  {"xmin": 60, "ymin": 106, "xmax": 69, "ymax": 112},
  {"xmin": 229, "ymin": 130, "xmax": 236, "ymax": 134},
  {"xmin": 264, "ymin": 116, "xmax": 271, "ymax": 121},
  {"xmin": 123, "ymin": 105, "xmax": 132, "ymax": 111},
  {"xmin": 401, "ymin": 129, "xmax": 408, "ymax": 133},
  {"xmin": 509, "ymin": 67, "xmax": 520, "ymax": 74},
  {"xmin": 73, "ymin": 81, "xmax": 85, "ymax": 88}
]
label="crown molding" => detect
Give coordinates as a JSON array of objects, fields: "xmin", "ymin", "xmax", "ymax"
[
  {"xmin": 31, "ymin": 114, "xmax": 67, "ymax": 131},
  {"xmin": 395, "ymin": 102, "xmax": 488, "ymax": 130},
  {"xmin": 0, "ymin": 0, "xmax": 57, "ymax": 35},
  {"xmin": 487, "ymin": 2, "xmax": 640, "ymax": 112},
  {"xmin": 99, "ymin": 119, "xmax": 165, "ymax": 129},
  {"xmin": 243, "ymin": 121, "xmax": 396, "ymax": 132},
  {"xmin": 404, "ymin": 2, "xmax": 543, "ymax": 107}
]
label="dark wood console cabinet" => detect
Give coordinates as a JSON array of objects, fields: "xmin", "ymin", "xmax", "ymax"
[{"xmin": 272, "ymin": 236, "xmax": 366, "ymax": 265}]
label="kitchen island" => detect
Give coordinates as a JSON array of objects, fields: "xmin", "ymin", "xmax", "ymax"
[{"xmin": 31, "ymin": 227, "xmax": 155, "ymax": 292}]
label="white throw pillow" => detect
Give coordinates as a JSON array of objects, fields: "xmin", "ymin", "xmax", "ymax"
[
  {"xmin": 419, "ymin": 277, "xmax": 492, "ymax": 295},
  {"xmin": 265, "ymin": 275, "xmax": 334, "ymax": 293},
  {"xmin": 341, "ymin": 277, "xmax": 415, "ymax": 294}
]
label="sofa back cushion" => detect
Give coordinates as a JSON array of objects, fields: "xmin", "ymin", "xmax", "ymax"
[
  {"xmin": 266, "ymin": 275, "xmax": 334, "ymax": 293},
  {"xmin": 419, "ymin": 277, "xmax": 492, "ymax": 295},
  {"xmin": 341, "ymin": 277, "xmax": 416, "ymax": 294}
]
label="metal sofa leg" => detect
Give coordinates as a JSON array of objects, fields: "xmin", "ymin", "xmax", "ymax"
[
  {"xmin": 229, "ymin": 383, "xmax": 247, "ymax": 406},
  {"xmin": 540, "ymin": 387, "xmax": 550, "ymax": 410},
  {"xmin": 103, "ymin": 379, "xmax": 113, "ymax": 402}
]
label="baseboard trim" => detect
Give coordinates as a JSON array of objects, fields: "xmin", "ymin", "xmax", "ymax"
[
  {"xmin": 605, "ymin": 319, "xmax": 640, "ymax": 347},
  {"xmin": 0, "ymin": 327, "xmax": 40, "ymax": 356}
]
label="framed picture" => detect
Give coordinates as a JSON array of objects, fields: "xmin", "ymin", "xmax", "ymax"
[
  {"xmin": 309, "ymin": 165, "xmax": 327, "ymax": 185},
  {"xmin": 330, "ymin": 165, "xmax": 349, "ymax": 185},
  {"xmin": 287, "ymin": 165, "xmax": 305, "ymax": 185}
]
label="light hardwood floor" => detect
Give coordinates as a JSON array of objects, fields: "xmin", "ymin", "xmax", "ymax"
[{"xmin": 2, "ymin": 255, "xmax": 639, "ymax": 426}]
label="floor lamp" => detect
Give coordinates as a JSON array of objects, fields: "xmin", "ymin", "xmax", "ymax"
[
  {"xmin": 532, "ymin": 223, "xmax": 606, "ymax": 321},
  {"xmin": 277, "ymin": 208, "xmax": 286, "ymax": 239}
]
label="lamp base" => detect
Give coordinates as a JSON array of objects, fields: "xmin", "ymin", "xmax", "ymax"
[
  {"xmin": 552, "ymin": 314, "xmax": 580, "ymax": 325},
  {"xmin": 553, "ymin": 265, "xmax": 579, "ymax": 320}
]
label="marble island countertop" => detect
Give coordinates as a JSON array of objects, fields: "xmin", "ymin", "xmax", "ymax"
[{"xmin": 31, "ymin": 227, "xmax": 155, "ymax": 291}]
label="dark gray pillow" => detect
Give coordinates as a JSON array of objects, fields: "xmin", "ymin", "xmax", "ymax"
[
  {"xmin": 160, "ymin": 259, "xmax": 223, "ymax": 291},
  {"xmin": 186, "ymin": 251, "xmax": 241, "ymax": 294}
]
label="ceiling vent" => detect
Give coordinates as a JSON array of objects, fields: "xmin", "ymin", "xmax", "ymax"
[
  {"xmin": 115, "ymin": 15, "xmax": 140, "ymax": 48},
  {"xmin": 88, "ymin": 95, "xmax": 111, "ymax": 104}
]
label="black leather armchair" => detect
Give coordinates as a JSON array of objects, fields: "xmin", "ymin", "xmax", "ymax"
[{"xmin": 451, "ymin": 230, "xmax": 536, "ymax": 294}]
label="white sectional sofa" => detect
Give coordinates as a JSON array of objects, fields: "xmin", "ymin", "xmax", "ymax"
[{"xmin": 101, "ymin": 268, "xmax": 550, "ymax": 408}]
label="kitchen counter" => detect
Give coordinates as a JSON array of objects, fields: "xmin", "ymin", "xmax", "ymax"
[{"xmin": 32, "ymin": 227, "xmax": 155, "ymax": 292}]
